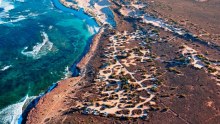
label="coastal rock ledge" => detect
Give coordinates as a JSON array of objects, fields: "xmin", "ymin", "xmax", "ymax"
[{"xmin": 26, "ymin": 0, "xmax": 220, "ymax": 124}]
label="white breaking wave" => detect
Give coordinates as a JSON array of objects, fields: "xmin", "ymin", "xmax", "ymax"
[
  {"xmin": 0, "ymin": 0, "xmax": 14, "ymax": 24},
  {"xmin": 16, "ymin": 0, "xmax": 25, "ymax": 2},
  {"xmin": 0, "ymin": 0, "xmax": 14, "ymax": 13},
  {"xmin": 63, "ymin": 66, "xmax": 72, "ymax": 79},
  {"xmin": 0, "ymin": 16, "xmax": 26, "ymax": 25},
  {"xmin": 1, "ymin": 65, "xmax": 12, "ymax": 71},
  {"xmin": 0, "ymin": 0, "xmax": 40, "ymax": 25},
  {"xmin": 8, "ymin": 15, "xmax": 26, "ymax": 23},
  {"xmin": 87, "ymin": 24, "xmax": 100, "ymax": 35},
  {"xmin": 21, "ymin": 32, "xmax": 53, "ymax": 59},
  {"xmin": 0, "ymin": 12, "xmax": 40, "ymax": 25},
  {"xmin": 0, "ymin": 95, "xmax": 36, "ymax": 124},
  {"xmin": 49, "ymin": 25, "xmax": 53, "ymax": 29}
]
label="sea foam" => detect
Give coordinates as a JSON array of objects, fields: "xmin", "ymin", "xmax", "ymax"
[
  {"xmin": 0, "ymin": 0, "xmax": 14, "ymax": 13},
  {"xmin": 21, "ymin": 32, "xmax": 54, "ymax": 59},
  {"xmin": 63, "ymin": 66, "xmax": 72, "ymax": 79},
  {"xmin": 0, "ymin": 65, "xmax": 12, "ymax": 71},
  {"xmin": 0, "ymin": 95, "xmax": 36, "ymax": 124},
  {"xmin": 0, "ymin": 12, "xmax": 40, "ymax": 25},
  {"xmin": 0, "ymin": 0, "xmax": 14, "ymax": 24},
  {"xmin": 87, "ymin": 24, "xmax": 100, "ymax": 35},
  {"xmin": 0, "ymin": 0, "xmax": 40, "ymax": 25}
]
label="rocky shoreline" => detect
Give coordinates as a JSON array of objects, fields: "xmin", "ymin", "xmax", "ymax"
[
  {"xmin": 25, "ymin": 28, "xmax": 104, "ymax": 124},
  {"xmin": 60, "ymin": 0, "xmax": 115, "ymax": 26},
  {"xmin": 26, "ymin": 0, "xmax": 220, "ymax": 124}
]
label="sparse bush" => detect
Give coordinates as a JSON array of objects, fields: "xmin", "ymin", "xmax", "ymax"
[
  {"xmin": 207, "ymin": 67, "xmax": 217, "ymax": 73},
  {"xmin": 168, "ymin": 67, "xmax": 181, "ymax": 74}
]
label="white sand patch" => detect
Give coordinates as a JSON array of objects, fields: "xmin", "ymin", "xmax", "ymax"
[
  {"xmin": 119, "ymin": 7, "xmax": 132, "ymax": 17},
  {"xmin": 117, "ymin": 1, "xmax": 185, "ymax": 35},
  {"xmin": 74, "ymin": 0, "xmax": 90, "ymax": 8},
  {"xmin": 195, "ymin": 0, "xmax": 208, "ymax": 2},
  {"xmin": 182, "ymin": 45, "xmax": 204, "ymax": 69},
  {"xmin": 80, "ymin": 30, "xmax": 158, "ymax": 118},
  {"xmin": 181, "ymin": 45, "xmax": 220, "ymax": 84},
  {"xmin": 142, "ymin": 15, "xmax": 185, "ymax": 35},
  {"xmin": 62, "ymin": 0, "xmax": 115, "ymax": 26},
  {"xmin": 131, "ymin": 3, "xmax": 147, "ymax": 9}
]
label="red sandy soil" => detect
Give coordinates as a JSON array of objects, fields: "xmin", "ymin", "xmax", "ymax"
[
  {"xmin": 26, "ymin": 28, "xmax": 104, "ymax": 124},
  {"xmin": 147, "ymin": 0, "xmax": 220, "ymax": 45},
  {"xmin": 26, "ymin": 77, "xmax": 81, "ymax": 124},
  {"xmin": 26, "ymin": 0, "xmax": 220, "ymax": 124}
]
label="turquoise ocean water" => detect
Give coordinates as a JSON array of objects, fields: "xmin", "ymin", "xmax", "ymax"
[{"xmin": 0, "ymin": 0, "xmax": 99, "ymax": 122}]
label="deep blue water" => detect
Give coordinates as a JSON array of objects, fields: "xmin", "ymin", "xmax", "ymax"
[{"xmin": 0, "ymin": 0, "xmax": 99, "ymax": 114}]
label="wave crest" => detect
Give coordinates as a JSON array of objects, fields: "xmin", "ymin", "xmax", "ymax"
[
  {"xmin": 21, "ymin": 32, "xmax": 54, "ymax": 59},
  {"xmin": 0, "ymin": 65, "xmax": 12, "ymax": 71},
  {"xmin": 87, "ymin": 24, "xmax": 100, "ymax": 35},
  {"xmin": 0, "ymin": 95, "xmax": 36, "ymax": 124}
]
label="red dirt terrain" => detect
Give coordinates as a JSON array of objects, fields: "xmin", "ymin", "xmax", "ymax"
[
  {"xmin": 147, "ymin": 0, "xmax": 220, "ymax": 45},
  {"xmin": 26, "ymin": 0, "xmax": 220, "ymax": 124}
]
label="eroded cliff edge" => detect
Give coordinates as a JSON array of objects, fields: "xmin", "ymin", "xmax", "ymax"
[{"xmin": 26, "ymin": 0, "xmax": 220, "ymax": 124}]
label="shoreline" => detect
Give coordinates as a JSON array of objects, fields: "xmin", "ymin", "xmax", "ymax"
[
  {"xmin": 59, "ymin": 0, "xmax": 116, "ymax": 27},
  {"xmin": 19, "ymin": 0, "xmax": 104, "ymax": 123},
  {"xmin": 25, "ymin": 0, "xmax": 220, "ymax": 123},
  {"xmin": 76, "ymin": 27, "xmax": 104, "ymax": 74},
  {"xmin": 24, "ymin": 28, "xmax": 104, "ymax": 123},
  {"xmin": 59, "ymin": 0, "xmax": 104, "ymax": 26},
  {"xmin": 59, "ymin": 0, "xmax": 103, "ymax": 26}
]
